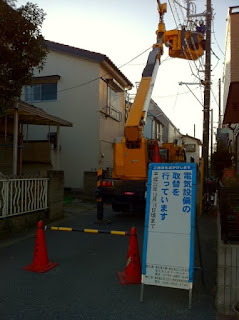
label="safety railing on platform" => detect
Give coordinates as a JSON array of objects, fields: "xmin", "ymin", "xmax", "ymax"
[{"xmin": 0, "ymin": 178, "xmax": 48, "ymax": 218}]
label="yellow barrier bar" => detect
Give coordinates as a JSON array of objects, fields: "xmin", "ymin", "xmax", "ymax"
[
  {"xmin": 47, "ymin": 226, "xmax": 129, "ymax": 236},
  {"xmin": 84, "ymin": 229, "xmax": 99, "ymax": 234},
  {"xmin": 50, "ymin": 227, "xmax": 73, "ymax": 232},
  {"xmin": 110, "ymin": 231, "xmax": 127, "ymax": 236},
  {"xmin": 59, "ymin": 227, "xmax": 72, "ymax": 232},
  {"xmin": 51, "ymin": 227, "xmax": 59, "ymax": 231}
]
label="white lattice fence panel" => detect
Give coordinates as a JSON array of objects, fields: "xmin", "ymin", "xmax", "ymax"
[{"xmin": 0, "ymin": 178, "xmax": 48, "ymax": 218}]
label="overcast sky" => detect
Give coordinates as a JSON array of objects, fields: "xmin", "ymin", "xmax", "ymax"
[{"xmin": 17, "ymin": 0, "xmax": 239, "ymax": 142}]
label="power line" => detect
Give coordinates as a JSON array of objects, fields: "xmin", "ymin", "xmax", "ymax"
[
  {"xmin": 118, "ymin": 46, "xmax": 152, "ymax": 69},
  {"xmin": 168, "ymin": 0, "xmax": 179, "ymax": 27},
  {"xmin": 153, "ymin": 85, "xmax": 200, "ymax": 98},
  {"xmin": 173, "ymin": 0, "xmax": 188, "ymax": 11},
  {"xmin": 211, "ymin": 88, "xmax": 219, "ymax": 107},
  {"xmin": 211, "ymin": 15, "xmax": 225, "ymax": 56}
]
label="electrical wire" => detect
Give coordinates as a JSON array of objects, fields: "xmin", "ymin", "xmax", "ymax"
[
  {"xmin": 171, "ymin": 0, "xmax": 205, "ymax": 85},
  {"xmin": 173, "ymin": 0, "xmax": 187, "ymax": 11},
  {"xmin": 211, "ymin": 48, "xmax": 220, "ymax": 60},
  {"xmin": 168, "ymin": 0, "xmax": 179, "ymax": 28},
  {"xmin": 211, "ymin": 58, "xmax": 220, "ymax": 72},
  {"xmin": 153, "ymin": 85, "xmax": 200, "ymax": 98},
  {"xmin": 171, "ymin": 0, "xmax": 183, "ymax": 27},
  {"xmin": 172, "ymin": 85, "xmax": 180, "ymax": 110},
  {"xmin": 210, "ymin": 88, "xmax": 219, "ymax": 107},
  {"xmin": 211, "ymin": 15, "xmax": 225, "ymax": 56},
  {"xmin": 118, "ymin": 46, "xmax": 152, "ymax": 69}
]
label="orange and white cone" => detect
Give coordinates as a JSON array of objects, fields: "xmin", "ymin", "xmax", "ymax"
[
  {"xmin": 117, "ymin": 227, "xmax": 141, "ymax": 285},
  {"xmin": 23, "ymin": 220, "xmax": 58, "ymax": 273},
  {"xmin": 153, "ymin": 140, "xmax": 161, "ymax": 163}
]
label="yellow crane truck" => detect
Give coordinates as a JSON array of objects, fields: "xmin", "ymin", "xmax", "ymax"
[{"xmin": 96, "ymin": 1, "xmax": 204, "ymax": 219}]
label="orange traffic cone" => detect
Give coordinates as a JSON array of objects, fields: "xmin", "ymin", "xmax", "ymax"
[
  {"xmin": 23, "ymin": 220, "xmax": 58, "ymax": 273},
  {"xmin": 152, "ymin": 140, "xmax": 161, "ymax": 163},
  {"xmin": 117, "ymin": 227, "xmax": 141, "ymax": 285}
]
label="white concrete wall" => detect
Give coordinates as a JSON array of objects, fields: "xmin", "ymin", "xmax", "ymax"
[
  {"xmin": 217, "ymin": 213, "xmax": 239, "ymax": 317},
  {"xmin": 183, "ymin": 136, "xmax": 201, "ymax": 164},
  {"xmin": 168, "ymin": 124, "xmax": 181, "ymax": 144},
  {"xmin": 22, "ymin": 50, "xmax": 100, "ymax": 189}
]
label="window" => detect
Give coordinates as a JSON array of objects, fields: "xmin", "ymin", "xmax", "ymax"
[
  {"xmin": 152, "ymin": 119, "xmax": 162, "ymax": 141},
  {"xmin": 108, "ymin": 86, "xmax": 120, "ymax": 111},
  {"xmin": 184, "ymin": 144, "xmax": 196, "ymax": 152},
  {"xmin": 24, "ymin": 83, "xmax": 57, "ymax": 102},
  {"xmin": 106, "ymin": 86, "xmax": 122, "ymax": 121}
]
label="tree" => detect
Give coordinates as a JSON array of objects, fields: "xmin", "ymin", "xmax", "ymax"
[{"xmin": 0, "ymin": 0, "xmax": 48, "ymax": 114}]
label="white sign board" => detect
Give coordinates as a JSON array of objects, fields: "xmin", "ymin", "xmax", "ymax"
[{"xmin": 142, "ymin": 163, "xmax": 196, "ymax": 291}]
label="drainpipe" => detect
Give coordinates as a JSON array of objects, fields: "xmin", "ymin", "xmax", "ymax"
[{"xmin": 13, "ymin": 102, "xmax": 19, "ymax": 176}]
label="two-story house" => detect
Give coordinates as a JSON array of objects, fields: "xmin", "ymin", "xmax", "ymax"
[{"xmin": 21, "ymin": 40, "xmax": 132, "ymax": 191}]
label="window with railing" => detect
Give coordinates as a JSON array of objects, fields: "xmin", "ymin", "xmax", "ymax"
[
  {"xmin": 106, "ymin": 105, "xmax": 122, "ymax": 122},
  {"xmin": 106, "ymin": 85, "xmax": 122, "ymax": 122}
]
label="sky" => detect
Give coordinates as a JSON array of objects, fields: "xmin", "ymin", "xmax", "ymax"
[{"xmin": 16, "ymin": 0, "xmax": 239, "ymax": 144}]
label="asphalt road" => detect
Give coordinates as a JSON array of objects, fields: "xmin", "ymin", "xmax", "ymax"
[{"xmin": 0, "ymin": 200, "xmax": 217, "ymax": 320}]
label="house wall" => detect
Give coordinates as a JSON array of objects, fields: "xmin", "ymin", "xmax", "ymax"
[
  {"xmin": 223, "ymin": 9, "xmax": 239, "ymax": 113},
  {"xmin": 182, "ymin": 136, "xmax": 200, "ymax": 164},
  {"xmin": 22, "ymin": 50, "xmax": 100, "ymax": 189},
  {"xmin": 223, "ymin": 12, "xmax": 231, "ymax": 113},
  {"xmin": 98, "ymin": 70, "xmax": 127, "ymax": 170},
  {"xmin": 231, "ymin": 12, "xmax": 239, "ymax": 83},
  {"xmin": 168, "ymin": 124, "xmax": 181, "ymax": 144}
]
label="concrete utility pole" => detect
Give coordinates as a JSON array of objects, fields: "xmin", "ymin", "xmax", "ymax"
[{"xmin": 202, "ymin": 0, "xmax": 212, "ymax": 179}]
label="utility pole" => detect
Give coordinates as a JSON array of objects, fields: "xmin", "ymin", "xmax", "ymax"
[
  {"xmin": 202, "ymin": 0, "xmax": 212, "ymax": 179},
  {"xmin": 210, "ymin": 108, "xmax": 213, "ymax": 161}
]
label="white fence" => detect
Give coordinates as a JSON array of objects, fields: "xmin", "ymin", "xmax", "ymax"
[{"xmin": 0, "ymin": 178, "xmax": 48, "ymax": 218}]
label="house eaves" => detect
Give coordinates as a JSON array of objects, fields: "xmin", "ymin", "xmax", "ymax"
[{"xmin": 45, "ymin": 40, "xmax": 133, "ymax": 90}]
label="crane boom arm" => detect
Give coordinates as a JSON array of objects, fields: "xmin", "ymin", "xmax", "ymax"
[{"xmin": 124, "ymin": 47, "xmax": 161, "ymax": 142}]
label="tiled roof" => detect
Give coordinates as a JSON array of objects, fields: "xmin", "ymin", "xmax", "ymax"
[{"xmin": 45, "ymin": 40, "xmax": 133, "ymax": 88}]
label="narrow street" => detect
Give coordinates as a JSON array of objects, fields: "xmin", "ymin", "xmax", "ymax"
[{"xmin": 0, "ymin": 200, "xmax": 217, "ymax": 320}]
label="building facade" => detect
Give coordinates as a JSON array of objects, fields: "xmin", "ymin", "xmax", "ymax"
[
  {"xmin": 144, "ymin": 99, "xmax": 183, "ymax": 145},
  {"xmin": 21, "ymin": 40, "xmax": 132, "ymax": 190},
  {"xmin": 222, "ymin": 6, "xmax": 239, "ymax": 173}
]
